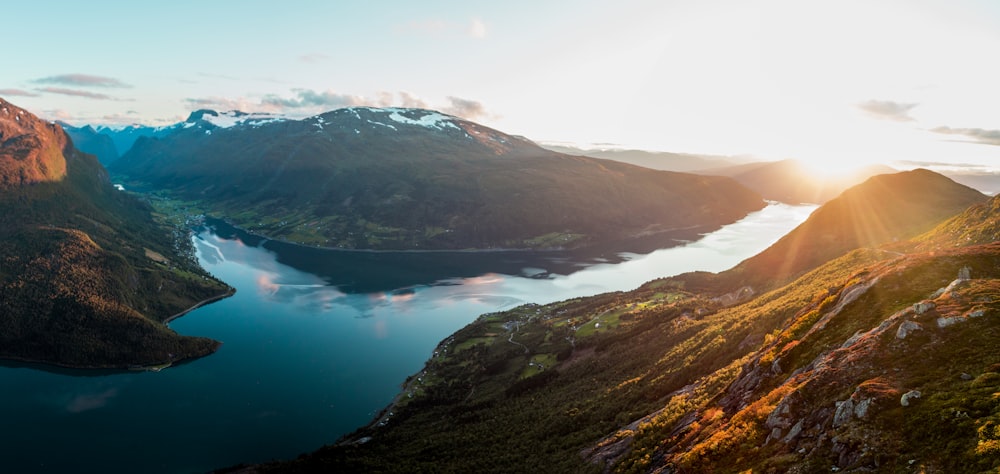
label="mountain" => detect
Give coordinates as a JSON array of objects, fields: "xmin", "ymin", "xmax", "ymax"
[
  {"xmin": 940, "ymin": 170, "xmax": 1000, "ymax": 195},
  {"xmin": 111, "ymin": 107, "xmax": 765, "ymax": 252},
  {"xmin": 712, "ymin": 168, "xmax": 987, "ymax": 292},
  {"xmin": 59, "ymin": 122, "xmax": 120, "ymax": 164},
  {"xmin": 0, "ymin": 98, "xmax": 231, "ymax": 369},
  {"xmin": 695, "ymin": 159, "xmax": 898, "ymax": 204},
  {"xmin": 539, "ymin": 145, "xmax": 741, "ymax": 172},
  {"xmin": 245, "ymin": 168, "xmax": 1000, "ymax": 473},
  {"xmin": 1, "ymin": 102, "xmax": 68, "ymax": 187}
]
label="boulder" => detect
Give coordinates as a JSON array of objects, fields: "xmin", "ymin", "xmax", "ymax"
[
  {"xmin": 901, "ymin": 390, "xmax": 922, "ymax": 407},
  {"xmin": 913, "ymin": 301, "xmax": 935, "ymax": 315},
  {"xmin": 833, "ymin": 399, "xmax": 855, "ymax": 427},
  {"xmin": 896, "ymin": 320, "xmax": 923, "ymax": 339},
  {"xmin": 937, "ymin": 316, "xmax": 965, "ymax": 328},
  {"xmin": 854, "ymin": 397, "xmax": 874, "ymax": 419}
]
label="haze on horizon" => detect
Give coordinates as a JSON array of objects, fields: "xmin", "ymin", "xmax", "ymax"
[{"xmin": 2, "ymin": 0, "xmax": 999, "ymax": 173}]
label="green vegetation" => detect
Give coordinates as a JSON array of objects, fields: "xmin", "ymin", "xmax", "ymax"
[
  {"xmin": 111, "ymin": 107, "xmax": 765, "ymax": 251},
  {"xmin": 246, "ymin": 173, "xmax": 1000, "ymax": 473},
  {"xmin": 0, "ymin": 101, "xmax": 230, "ymax": 368}
]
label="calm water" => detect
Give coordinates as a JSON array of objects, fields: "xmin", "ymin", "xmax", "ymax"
[{"xmin": 0, "ymin": 203, "xmax": 815, "ymax": 473}]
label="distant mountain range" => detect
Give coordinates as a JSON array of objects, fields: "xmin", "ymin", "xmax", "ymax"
[
  {"xmin": 60, "ymin": 110, "xmax": 281, "ymax": 165},
  {"xmin": 540, "ymin": 144, "xmax": 742, "ymax": 172},
  {"xmin": 260, "ymin": 168, "xmax": 1000, "ymax": 473},
  {"xmin": 696, "ymin": 159, "xmax": 900, "ymax": 204},
  {"xmin": 110, "ymin": 107, "xmax": 766, "ymax": 251},
  {"xmin": 0, "ymin": 98, "xmax": 230, "ymax": 369}
]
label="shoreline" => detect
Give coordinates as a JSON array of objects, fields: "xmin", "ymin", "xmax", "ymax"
[
  {"xmin": 0, "ymin": 289, "xmax": 234, "ymax": 372},
  {"xmin": 0, "ymin": 341, "xmax": 222, "ymax": 372},
  {"xmin": 163, "ymin": 287, "xmax": 236, "ymax": 325},
  {"xmin": 209, "ymin": 216, "xmax": 726, "ymax": 258}
]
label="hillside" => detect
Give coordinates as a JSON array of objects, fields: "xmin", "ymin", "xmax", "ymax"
[
  {"xmin": 243, "ymin": 168, "xmax": 1000, "ymax": 473},
  {"xmin": 0, "ymin": 98, "xmax": 231, "ymax": 369},
  {"xmin": 712, "ymin": 169, "xmax": 987, "ymax": 292},
  {"xmin": 110, "ymin": 107, "xmax": 765, "ymax": 251},
  {"xmin": 1, "ymin": 101, "xmax": 68, "ymax": 187},
  {"xmin": 696, "ymin": 159, "xmax": 897, "ymax": 204}
]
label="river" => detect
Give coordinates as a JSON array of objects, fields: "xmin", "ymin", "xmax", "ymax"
[{"xmin": 0, "ymin": 202, "xmax": 815, "ymax": 473}]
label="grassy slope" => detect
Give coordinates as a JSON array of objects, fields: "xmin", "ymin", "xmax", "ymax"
[
  {"xmin": 0, "ymin": 99, "xmax": 230, "ymax": 368},
  {"xmin": 689, "ymin": 169, "xmax": 987, "ymax": 295},
  {"xmin": 246, "ymin": 173, "xmax": 1000, "ymax": 473}
]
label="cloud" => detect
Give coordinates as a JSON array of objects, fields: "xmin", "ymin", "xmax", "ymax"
[
  {"xmin": 298, "ymin": 53, "xmax": 331, "ymax": 64},
  {"xmin": 40, "ymin": 109, "xmax": 75, "ymax": 121},
  {"xmin": 32, "ymin": 74, "xmax": 130, "ymax": 88},
  {"xmin": 442, "ymin": 96, "xmax": 490, "ymax": 120},
  {"xmin": 397, "ymin": 91, "xmax": 429, "ymax": 109},
  {"xmin": 0, "ymin": 88, "xmax": 40, "ymax": 97},
  {"xmin": 857, "ymin": 99, "xmax": 918, "ymax": 122},
  {"xmin": 37, "ymin": 87, "xmax": 115, "ymax": 100},
  {"xmin": 894, "ymin": 160, "xmax": 993, "ymax": 170},
  {"xmin": 185, "ymin": 90, "xmax": 494, "ymax": 121},
  {"xmin": 930, "ymin": 126, "xmax": 1000, "ymax": 146},
  {"xmin": 468, "ymin": 18, "xmax": 487, "ymax": 39},
  {"xmin": 261, "ymin": 89, "xmax": 368, "ymax": 109}
]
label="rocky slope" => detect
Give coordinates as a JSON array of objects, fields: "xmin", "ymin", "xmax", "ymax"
[
  {"xmin": 0, "ymin": 98, "xmax": 230, "ymax": 369},
  {"xmin": 111, "ymin": 107, "xmax": 765, "ymax": 251},
  {"xmin": 0, "ymin": 100, "xmax": 68, "ymax": 187},
  {"xmin": 243, "ymin": 171, "xmax": 1000, "ymax": 473}
]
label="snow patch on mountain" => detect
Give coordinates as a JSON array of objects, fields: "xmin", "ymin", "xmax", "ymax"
[
  {"xmin": 385, "ymin": 109, "xmax": 459, "ymax": 131},
  {"xmin": 187, "ymin": 109, "xmax": 287, "ymax": 129}
]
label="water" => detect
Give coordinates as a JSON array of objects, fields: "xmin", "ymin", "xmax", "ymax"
[{"xmin": 0, "ymin": 203, "xmax": 815, "ymax": 473}]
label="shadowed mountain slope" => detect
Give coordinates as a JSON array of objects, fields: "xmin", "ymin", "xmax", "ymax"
[
  {"xmin": 0, "ymin": 98, "xmax": 230, "ymax": 369},
  {"xmin": 111, "ymin": 107, "xmax": 766, "ymax": 251}
]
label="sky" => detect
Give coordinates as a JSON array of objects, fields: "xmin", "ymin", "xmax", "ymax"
[{"xmin": 2, "ymin": 0, "xmax": 1000, "ymax": 173}]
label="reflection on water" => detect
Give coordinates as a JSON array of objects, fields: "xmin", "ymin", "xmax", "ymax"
[{"xmin": 0, "ymin": 202, "xmax": 815, "ymax": 473}]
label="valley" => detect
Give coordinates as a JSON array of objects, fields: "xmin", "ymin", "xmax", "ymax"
[
  {"xmin": 255, "ymin": 171, "xmax": 1000, "ymax": 474},
  {"xmin": 3, "ymin": 96, "xmax": 1000, "ymax": 473}
]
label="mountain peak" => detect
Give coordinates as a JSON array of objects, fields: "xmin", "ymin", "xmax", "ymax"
[
  {"xmin": 0, "ymin": 97, "xmax": 70, "ymax": 187},
  {"xmin": 184, "ymin": 109, "xmax": 285, "ymax": 129}
]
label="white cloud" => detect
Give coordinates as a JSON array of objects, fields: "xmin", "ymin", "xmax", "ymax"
[
  {"xmin": 468, "ymin": 18, "xmax": 487, "ymax": 39},
  {"xmin": 857, "ymin": 100, "xmax": 918, "ymax": 122}
]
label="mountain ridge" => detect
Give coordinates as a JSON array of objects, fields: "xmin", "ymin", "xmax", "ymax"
[
  {"xmin": 0, "ymin": 98, "xmax": 231, "ymax": 369},
  {"xmin": 111, "ymin": 107, "xmax": 767, "ymax": 252},
  {"xmin": 245, "ymin": 168, "xmax": 1000, "ymax": 473}
]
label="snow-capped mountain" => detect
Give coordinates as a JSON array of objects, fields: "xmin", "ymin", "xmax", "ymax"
[{"xmin": 110, "ymin": 106, "xmax": 764, "ymax": 252}]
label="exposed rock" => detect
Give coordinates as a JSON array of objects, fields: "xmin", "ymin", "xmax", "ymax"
[
  {"xmin": 937, "ymin": 316, "xmax": 965, "ymax": 328},
  {"xmin": 833, "ymin": 399, "xmax": 855, "ymax": 427},
  {"xmin": 896, "ymin": 320, "xmax": 923, "ymax": 339},
  {"xmin": 712, "ymin": 286, "xmax": 755, "ymax": 307},
  {"xmin": 765, "ymin": 401, "xmax": 793, "ymax": 430},
  {"xmin": 841, "ymin": 330, "xmax": 865, "ymax": 348},
  {"xmin": 854, "ymin": 397, "xmax": 874, "ymax": 419},
  {"xmin": 913, "ymin": 301, "xmax": 935, "ymax": 315},
  {"xmin": 961, "ymin": 373, "xmax": 974, "ymax": 381},
  {"xmin": 930, "ymin": 287, "xmax": 946, "ymax": 299},
  {"xmin": 958, "ymin": 266, "xmax": 972, "ymax": 281},
  {"xmin": 901, "ymin": 390, "xmax": 922, "ymax": 407},
  {"xmin": 782, "ymin": 419, "xmax": 804, "ymax": 443},
  {"xmin": 968, "ymin": 308, "xmax": 986, "ymax": 318}
]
